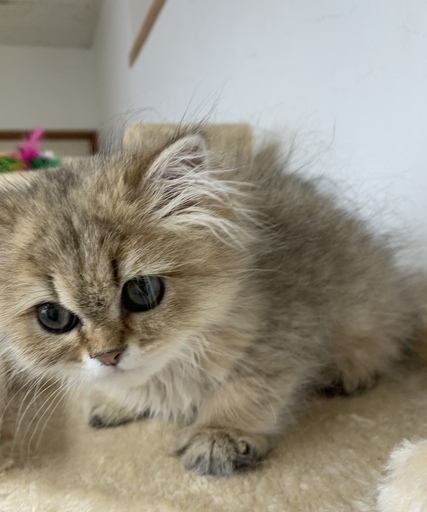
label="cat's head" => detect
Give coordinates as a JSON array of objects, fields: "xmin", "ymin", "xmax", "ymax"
[{"xmin": 0, "ymin": 133, "xmax": 253, "ymax": 387}]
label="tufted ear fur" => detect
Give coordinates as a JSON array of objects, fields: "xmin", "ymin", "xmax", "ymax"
[
  {"xmin": 148, "ymin": 134, "xmax": 209, "ymax": 179},
  {"xmin": 141, "ymin": 133, "xmax": 250, "ymax": 247},
  {"xmin": 143, "ymin": 134, "xmax": 217, "ymax": 222}
]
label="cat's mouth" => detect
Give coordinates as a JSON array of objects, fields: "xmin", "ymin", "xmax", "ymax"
[
  {"xmin": 96, "ymin": 361, "xmax": 127, "ymax": 373},
  {"xmin": 91, "ymin": 355, "xmax": 147, "ymax": 376},
  {"xmin": 83, "ymin": 344, "xmax": 171, "ymax": 384}
]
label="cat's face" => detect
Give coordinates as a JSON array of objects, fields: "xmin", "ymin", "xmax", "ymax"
[{"xmin": 0, "ymin": 134, "xmax": 249, "ymax": 386}]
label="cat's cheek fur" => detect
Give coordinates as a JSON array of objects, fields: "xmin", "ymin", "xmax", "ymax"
[{"xmin": 0, "ymin": 363, "xmax": 7, "ymax": 434}]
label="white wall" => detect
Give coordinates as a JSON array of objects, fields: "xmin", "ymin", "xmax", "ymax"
[
  {"xmin": 94, "ymin": 0, "xmax": 427, "ymax": 242},
  {"xmin": 0, "ymin": 45, "xmax": 99, "ymax": 130}
]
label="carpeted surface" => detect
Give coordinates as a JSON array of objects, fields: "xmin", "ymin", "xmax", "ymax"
[{"xmin": 1, "ymin": 366, "xmax": 427, "ymax": 512}]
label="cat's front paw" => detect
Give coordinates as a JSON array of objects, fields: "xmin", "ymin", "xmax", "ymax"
[
  {"xmin": 89, "ymin": 403, "xmax": 149, "ymax": 429},
  {"xmin": 175, "ymin": 427, "xmax": 267, "ymax": 476}
]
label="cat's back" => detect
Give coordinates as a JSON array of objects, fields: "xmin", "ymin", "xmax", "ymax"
[{"xmin": 240, "ymin": 142, "xmax": 415, "ymax": 345}]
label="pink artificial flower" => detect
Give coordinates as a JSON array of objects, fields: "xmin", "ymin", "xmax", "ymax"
[{"xmin": 18, "ymin": 128, "xmax": 45, "ymax": 168}]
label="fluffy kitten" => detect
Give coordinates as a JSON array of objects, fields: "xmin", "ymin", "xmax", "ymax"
[{"xmin": 0, "ymin": 129, "xmax": 424, "ymax": 476}]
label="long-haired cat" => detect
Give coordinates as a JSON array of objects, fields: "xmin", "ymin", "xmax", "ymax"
[{"xmin": 0, "ymin": 128, "xmax": 424, "ymax": 476}]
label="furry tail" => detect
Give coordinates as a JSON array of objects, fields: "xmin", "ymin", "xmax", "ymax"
[{"xmin": 378, "ymin": 439, "xmax": 427, "ymax": 512}]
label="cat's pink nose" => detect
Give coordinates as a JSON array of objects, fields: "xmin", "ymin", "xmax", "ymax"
[{"xmin": 95, "ymin": 350, "xmax": 122, "ymax": 366}]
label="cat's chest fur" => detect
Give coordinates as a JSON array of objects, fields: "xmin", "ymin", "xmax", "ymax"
[{"xmin": 94, "ymin": 339, "xmax": 235, "ymax": 425}]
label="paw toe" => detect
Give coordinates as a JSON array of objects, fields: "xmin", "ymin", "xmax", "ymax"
[
  {"xmin": 176, "ymin": 429, "xmax": 261, "ymax": 476},
  {"xmin": 89, "ymin": 413, "xmax": 109, "ymax": 429}
]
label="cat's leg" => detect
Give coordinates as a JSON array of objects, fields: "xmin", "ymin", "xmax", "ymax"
[
  {"xmin": 89, "ymin": 401, "xmax": 149, "ymax": 429},
  {"xmin": 88, "ymin": 390, "xmax": 149, "ymax": 429},
  {"xmin": 324, "ymin": 334, "xmax": 404, "ymax": 396},
  {"xmin": 322, "ymin": 277, "xmax": 418, "ymax": 397},
  {"xmin": 175, "ymin": 372, "xmax": 299, "ymax": 476}
]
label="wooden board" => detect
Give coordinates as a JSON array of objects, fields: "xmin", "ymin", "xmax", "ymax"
[{"xmin": 129, "ymin": 0, "xmax": 166, "ymax": 66}]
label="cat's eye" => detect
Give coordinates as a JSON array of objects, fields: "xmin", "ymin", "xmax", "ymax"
[
  {"xmin": 122, "ymin": 276, "xmax": 164, "ymax": 313},
  {"xmin": 36, "ymin": 303, "xmax": 79, "ymax": 333}
]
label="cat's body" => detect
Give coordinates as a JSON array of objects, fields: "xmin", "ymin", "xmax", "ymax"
[{"xmin": 0, "ymin": 130, "xmax": 423, "ymax": 475}]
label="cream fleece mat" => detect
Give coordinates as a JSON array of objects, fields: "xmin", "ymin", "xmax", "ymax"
[{"xmin": 1, "ymin": 366, "xmax": 427, "ymax": 512}]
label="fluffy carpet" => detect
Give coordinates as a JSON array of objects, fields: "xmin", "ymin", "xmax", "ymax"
[{"xmin": 1, "ymin": 366, "xmax": 427, "ymax": 512}]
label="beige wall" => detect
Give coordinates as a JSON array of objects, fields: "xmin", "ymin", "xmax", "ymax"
[{"xmin": 0, "ymin": 45, "xmax": 99, "ymax": 131}]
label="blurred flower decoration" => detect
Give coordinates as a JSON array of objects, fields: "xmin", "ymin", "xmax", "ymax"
[{"xmin": 0, "ymin": 129, "xmax": 62, "ymax": 173}]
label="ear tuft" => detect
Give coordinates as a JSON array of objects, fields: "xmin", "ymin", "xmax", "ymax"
[
  {"xmin": 141, "ymin": 133, "xmax": 250, "ymax": 248},
  {"xmin": 148, "ymin": 134, "xmax": 209, "ymax": 180}
]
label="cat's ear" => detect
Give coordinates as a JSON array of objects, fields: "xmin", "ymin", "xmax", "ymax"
[
  {"xmin": 142, "ymin": 134, "xmax": 246, "ymax": 244},
  {"xmin": 147, "ymin": 133, "xmax": 209, "ymax": 180},
  {"xmin": 142, "ymin": 134, "xmax": 214, "ymax": 221}
]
